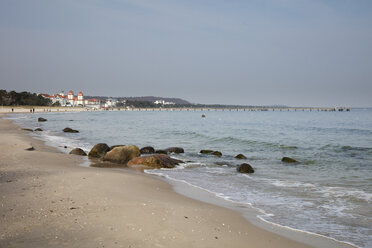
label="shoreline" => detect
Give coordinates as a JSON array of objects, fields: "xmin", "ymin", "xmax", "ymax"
[
  {"xmin": 0, "ymin": 113, "xmax": 355, "ymax": 248},
  {"xmin": 147, "ymin": 171, "xmax": 357, "ymax": 248}
]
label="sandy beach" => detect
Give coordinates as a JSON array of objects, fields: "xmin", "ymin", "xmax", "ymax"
[{"xmin": 0, "ymin": 113, "xmax": 349, "ymax": 248}]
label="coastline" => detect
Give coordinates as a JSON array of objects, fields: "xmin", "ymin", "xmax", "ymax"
[{"xmin": 0, "ymin": 113, "xmax": 355, "ymax": 248}]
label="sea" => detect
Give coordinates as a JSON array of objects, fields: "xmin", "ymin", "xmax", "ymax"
[{"xmin": 7, "ymin": 108, "xmax": 372, "ymax": 248}]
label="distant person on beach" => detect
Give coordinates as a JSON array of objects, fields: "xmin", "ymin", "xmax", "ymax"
[
  {"xmin": 11, "ymin": 108, "xmax": 14, "ymax": 112},
  {"xmin": 32, "ymin": 108, "xmax": 35, "ymax": 113}
]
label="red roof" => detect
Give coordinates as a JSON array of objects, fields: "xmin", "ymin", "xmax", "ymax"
[
  {"xmin": 78, "ymin": 91, "xmax": 83, "ymax": 96},
  {"xmin": 68, "ymin": 90, "xmax": 73, "ymax": 94}
]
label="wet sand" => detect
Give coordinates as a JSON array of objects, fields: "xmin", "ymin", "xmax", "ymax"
[{"xmin": 0, "ymin": 114, "xmax": 342, "ymax": 248}]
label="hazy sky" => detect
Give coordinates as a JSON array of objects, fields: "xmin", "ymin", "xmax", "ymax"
[{"xmin": 1, "ymin": 0, "xmax": 371, "ymax": 106}]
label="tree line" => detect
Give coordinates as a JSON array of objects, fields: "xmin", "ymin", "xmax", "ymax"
[{"xmin": 0, "ymin": 90, "xmax": 51, "ymax": 106}]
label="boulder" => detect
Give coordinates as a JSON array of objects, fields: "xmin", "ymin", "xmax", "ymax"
[
  {"xmin": 109, "ymin": 145, "xmax": 126, "ymax": 150},
  {"xmin": 103, "ymin": 145, "xmax": 140, "ymax": 164},
  {"xmin": 69, "ymin": 148, "xmax": 87, "ymax": 156},
  {"xmin": 237, "ymin": 163, "xmax": 254, "ymax": 173},
  {"xmin": 88, "ymin": 143, "xmax": 110, "ymax": 159},
  {"xmin": 165, "ymin": 147, "xmax": 184, "ymax": 154},
  {"xmin": 34, "ymin": 128, "xmax": 43, "ymax": 131},
  {"xmin": 38, "ymin": 117, "xmax": 47, "ymax": 122},
  {"xmin": 140, "ymin": 146, "xmax": 155, "ymax": 154},
  {"xmin": 155, "ymin": 149, "xmax": 168, "ymax": 154},
  {"xmin": 63, "ymin": 127, "xmax": 79, "ymax": 133},
  {"xmin": 25, "ymin": 146, "xmax": 35, "ymax": 151},
  {"xmin": 282, "ymin": 157, "xmax": 297, "ymax": 163},
  {"xmin": 127, "ymin": 154, "xmax": 183, "ymax": 169},
  {"xmin": 200, "ymin": 150, "xmax": 214, "ymax": 154},
  {"xmin": 211, "ymin": 151, "xmax": 222, "ymax": 157},
  {"xmin": 235, "ymin": 154, "xmax": 247, "ymax": 159}
]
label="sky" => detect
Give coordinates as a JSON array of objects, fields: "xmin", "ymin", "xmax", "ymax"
[{"xmin": 0, "ymin": 0, "xmax": 371, "ymax": 107}]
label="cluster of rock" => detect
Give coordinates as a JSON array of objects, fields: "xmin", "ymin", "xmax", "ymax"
[
  {"xmin": 77, "ymin": 144, "xmax": 184, "ymax": 169},
  {"xmin": 67, "ymin": 143, "xmax": 261, "ymax": 174}
]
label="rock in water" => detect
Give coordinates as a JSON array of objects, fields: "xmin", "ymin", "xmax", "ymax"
[
  {"xmin": 140, "ymin": 146, "xmax": 155, "ymax": 154},
  {"xmin": 34, "ymin": 128, "xmax": 43, "ymax": 131},
  {"xmin": 165, "ymin": 147, "xmax": 184, "ymax": 154},
  {"xmin": 281, "ymin": 157, "xmax": 297, "ymax": 163},
  {"xmin": 103, "ymin": 145, "xmax": 140, "ymax": 164},
  {"xmin": 211, "ymin": 151, "xmax": 222, "ymax": 157},
  {"xmin": 200, "ymin": 150, "xmax": 214, "ymax": 154},
  {"xmin": 38, "ymin": 117, "xmax": 47, "ymax": 122},
  {"xmin": 155, "ymin": 149, "xmax": 168, "ymax": 154},
  {"xmin": 69, "ymin": 148, "xmax": 87, "ymax": 156},
  {"xmin": 127, "ymin": 154, "xmax": 183, "ymax": 169},
  {"xmin": 88, "ymin": 143, "xmax": 110, "ymax": 159},
  {"xmin": 63, "ymin": 127, "xmax": 79, "ymax": 133},
  {"xmin": 237, "ymin": 163, "xmax": 254, "ymax": 173},
  {"xmin": 25, "ymin": 147, "xmax": 35, "ymax": 151},
  {"xmin": 235, "ymin": 154, "xmax": 247, "ymax": 159}
]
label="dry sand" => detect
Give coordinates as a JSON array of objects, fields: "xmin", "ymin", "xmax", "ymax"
[{"xmin": 0, "ymin": 114, "xmax": 337, "ymax": 248}]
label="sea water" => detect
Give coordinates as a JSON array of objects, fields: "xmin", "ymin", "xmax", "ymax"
[{"xmin": 8, "ymin": 109, "xmax": 372, "ymax": 247}]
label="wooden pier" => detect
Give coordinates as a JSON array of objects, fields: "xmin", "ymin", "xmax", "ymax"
[{"xmin": 114, "ymin": 107, "xmax": 350, "ymax": 112}]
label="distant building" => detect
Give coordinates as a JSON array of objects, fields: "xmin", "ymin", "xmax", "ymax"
[
  {"xmin": 104, "ymin": 98, "xmax": 118, "ymax": 108},
  {"xmin": 41, "ymin": 90, "xmax": 86, "ymax": 107}
]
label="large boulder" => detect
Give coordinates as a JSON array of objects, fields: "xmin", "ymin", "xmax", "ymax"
[
  {"xmin": 235, "ymin": 154, "xmax": 247, "ymax": 159},
  {"xmin": 282, "ymin": 157, "xmax": 297, "ymax": 163},
  {"xmin": 165, "ymin": 147, "xmax": 184, "ymax": 154},
  {"xmin": 38, "ymin": 117, "xmax": 47, "ymax": 122},
  {"xmin": 140, "ymin": 146, "xmax": 155, "ymax": 154},
  {"xmin": 127, "ymin": 154, "xmax": 183, "ymax": 169},
  {"xmin": 88, "ymin": 143, "xmax": 110, "ymax": 159},
  {"xmin": 237, "ymin": 163, "xmax": 254, "ymax": 173},
  {"xmin": 63, "ymin": 127, "xmax": 79, "ymax": 133},
  {"xmin": 103, "ymin": 145, "xmax": 140, "ymax": 164},
  {"xmin": 69, "ymin": 148, "xmax": 87, "ymax": 156}
]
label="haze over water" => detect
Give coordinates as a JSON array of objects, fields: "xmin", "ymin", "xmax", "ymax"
[{"xmin": 10, "ymin": 108, "xmax": 372, "ymax": 247}]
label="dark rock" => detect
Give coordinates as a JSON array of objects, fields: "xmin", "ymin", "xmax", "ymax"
[
  {"xmin": 88, "ymin": 143, "xmax": 110, "ymax": 159},
  {"xmin": 235, "ymin": 154, "xmax": 247, "ymax": 159},
  {"xmin": 200, "ymin": 150, "xmax": 214, "ymax": 154},
  {"xmin": 127, "ymin": 154, "xmax": 183, "ymax": 169},
  {"xmin": 165, "ymin": 147, "xmax": 184, "ymax": 154},
  {"xmin": 237, "ymin": 163, "xmax": 254, "ymax": 173},
  {"xmin": 22, "ymin": 128, "xmax": 33, "ymax": 132},
  {"xmin": 38, "ymin": 117, "xmax": 47, "ymax": 122},
  {"xmin": 103, "ymin": 145, "xmax": 140, "ymax": 164},
  {"xmin": 155, "ymin": 149, "xmax": 168, "ymax": 154},
  {"xmin": 211, "ymin": 151, "xmax": 222, "ymax": 157},
  {"xmin": 109, "ymin": 145, "xmax": 126, "ymax": 151},
  {"xmin": 69, "ymin": 148, "xmax": 87, "ymax": 156},
  {"xmin": 64, "ymin": 146, "xmax": 67, "ymax": 149},
  {"xmin": 63, "ymin": 127, "xmax": 79, "ymax": 133},
  {"xmin": 140, "ymin": 146, "xmax": 155, "ymax": 154},
  {"xmin": 25, "ymin": 147, "xmax": 35, "ymax": 151},
  {"xmin": 34, "ymin": 128, "xmax": 43, "ymax": 131},
  {"xmin": 281, "ymin": 157, "xmax": 297, "ymax": 163},
  {"xmin": 202, "ymin": 114, "xmax": 206, "ymax": 118}
]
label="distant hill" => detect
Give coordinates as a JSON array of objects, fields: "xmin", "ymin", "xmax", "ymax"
[{"xmin": 86, "ymin": 95, "xmax": 191, "ymax": 105}]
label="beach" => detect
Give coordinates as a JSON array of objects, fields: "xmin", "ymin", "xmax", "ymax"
[{"xmin": 0, "ymin": 113, "xmax": 324, "ymax": 248}]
